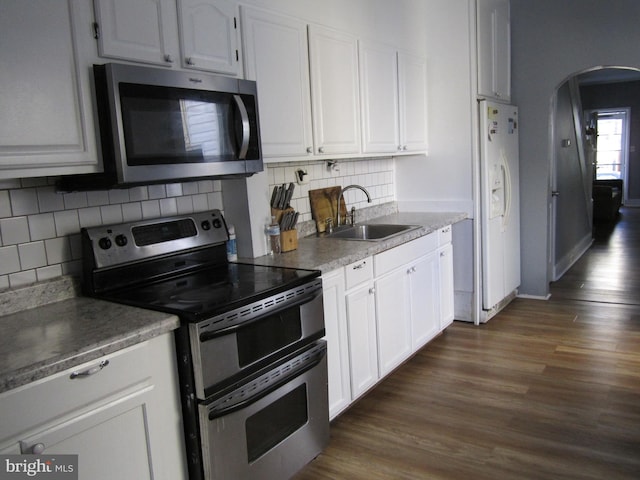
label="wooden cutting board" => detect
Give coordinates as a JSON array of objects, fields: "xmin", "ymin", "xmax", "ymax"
[{"xmin": 309, "ymin": 186, "xmax": 347, "ymax": 233}]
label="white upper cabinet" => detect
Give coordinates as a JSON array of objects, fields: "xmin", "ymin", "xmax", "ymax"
[
  {"xmin": 93, "ymin": 0, "xmax": 180, "ymax": 66},
  {"xmin": 177, "ymin": 0, "xmax": 241, "ymax": 75},
  {"xmin": 241, "ymin": 7, "xmax": 313, "ymax": 158},
  {"xmin": 0, "ymin": 0, "xmax": 100, "ymax": 178},
  {"xmin": 359, "ymin": 41, "xmax": 400, "ymax": 154},
  {"xmin": 359, "ymin": 42, "xmax": 428, "ymax": 155},
  {"xmin": 398, "ymin": 52, "xmax": 429, "ymax": 153},
  {"xmin": 94, "ymin": 0, "xmax": 241, "ymax": 75},
  {"xmin": 308, "ymin": 25, "xmax": 361, "ymax": 156},
  {"xmin": 477, "ymin": 0, "xmax": 510, "ymax": 100}
]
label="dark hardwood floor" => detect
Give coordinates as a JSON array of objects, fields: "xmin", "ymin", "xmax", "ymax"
[{"xmin": 294, "ymin": 207, "xmax": 640, "ymax": 480}]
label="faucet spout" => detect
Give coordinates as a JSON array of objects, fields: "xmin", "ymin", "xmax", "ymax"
[{"xmin": 336, "ymin": 184, "xmax": 372, "ymax": 226}]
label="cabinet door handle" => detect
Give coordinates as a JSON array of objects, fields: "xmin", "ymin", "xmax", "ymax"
[
  {"xmin": 164, "ymin": 54, "xmax": 174, "ymax": 63},
  {"xmin": 20, "ymin": 442, "xmax": 46, "ymax": 454},
  {"xmin": 185, "ymin": 57, "xmax": 195, "ymax": 65},
  {"xmin": 440, "ymin": 251, "xmax": 446, "ymax": 257},
  {"xmin": 318, "ymin": 147, "xmax": 325, "ymax": 154},
  {"xmin": 369, "ymin": 287, "xmax": 375, "ymax": 295},
  {"xmin": 69, "ymin": 360, "xmax": 110, "ymax": 379},
  {"xmin": 306, "ymin": 147, "xmax": 313, "ymax": 154}
]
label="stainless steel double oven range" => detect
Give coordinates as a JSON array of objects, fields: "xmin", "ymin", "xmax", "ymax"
[{"xmin": 82, "ymin": 210, "xmax": 329, "ymax": 480}]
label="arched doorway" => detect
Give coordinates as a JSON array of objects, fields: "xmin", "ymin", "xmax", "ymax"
[{"xmin": 550, "ymin": 67, "xmax": 640, "ymax": 280}]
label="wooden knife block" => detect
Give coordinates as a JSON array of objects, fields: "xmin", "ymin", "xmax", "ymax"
[{"xmin": 271, "ymin": 207, "xmax": 298, "ymax": 252}]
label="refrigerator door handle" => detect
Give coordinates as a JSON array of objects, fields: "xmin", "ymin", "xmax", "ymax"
[{"xmin": 501, "ymin": 150, "xmax": 512, "ymax": 231}]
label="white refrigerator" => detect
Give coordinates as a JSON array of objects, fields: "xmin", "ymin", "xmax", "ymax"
[{"xmin": 479, "ymin": 99, "xmax": 520, "ymax": 320}]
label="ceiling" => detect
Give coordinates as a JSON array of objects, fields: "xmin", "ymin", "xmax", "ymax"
[{"xmin": 578, "ymin": 67, "xmax": 640, "ymax": 86}]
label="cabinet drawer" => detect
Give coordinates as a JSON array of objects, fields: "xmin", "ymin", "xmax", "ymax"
[
  {"xmin": 0, "ymin": 337, "xmax": 158, "ymax": 446},
  {"xmin": 345, "ymin": 257, "xmax": 373, "ymax": 290},
  {"xmin": 438, "ymin": 225, "xmax": 452, "ymax": 246},
  {"xmin": 375, "ymin": 233, "xmax": 437, "ymax": 277}
]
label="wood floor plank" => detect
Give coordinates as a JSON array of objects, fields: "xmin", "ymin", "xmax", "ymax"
[{"xmin": 294, "ymin": 208, "xmax": 640, "ymax": 480}]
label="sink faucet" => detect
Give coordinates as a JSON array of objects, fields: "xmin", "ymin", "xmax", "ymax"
[{"xmin": 336, "ymin": 185, "xmax": 371, "ymax": 226}]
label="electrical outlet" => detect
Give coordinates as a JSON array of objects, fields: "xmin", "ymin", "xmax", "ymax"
[{"xmin": 295, "ymin": 169, "xmax": 310, "ymax": 185}]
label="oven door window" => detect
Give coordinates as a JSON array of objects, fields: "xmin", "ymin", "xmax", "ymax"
[
  {"xmin": 245, "ymin": 384, "xmax": 308, "ymax": 463},
  {"xmin": 236, "ymin": 308, "xmax": 303, "ymax": 367}
]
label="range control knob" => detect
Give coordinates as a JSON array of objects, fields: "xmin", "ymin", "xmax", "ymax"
[
  {"xmin": 115, "ymin": 234, "xmax": 128, "ymax": 247},
  {"xmin": 98, "ymin": 237, "xmax": 112, "ymax": 250},
  {"xmin": 201, "ymin": 220, "xmax": 211, "ymax": 231},
  {"xmin": 212, "ymin": 218, "xmax": 222, "ymax": 229}
]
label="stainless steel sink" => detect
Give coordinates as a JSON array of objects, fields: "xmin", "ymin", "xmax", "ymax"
[{"xmin": 325, "ymin": 223, "xmax": 420, "ymax": 241}]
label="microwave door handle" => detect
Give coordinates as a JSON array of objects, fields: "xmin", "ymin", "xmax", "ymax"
[{"xmin": 233, "ymin": 95, "xmax": 250, "ymax": 159}]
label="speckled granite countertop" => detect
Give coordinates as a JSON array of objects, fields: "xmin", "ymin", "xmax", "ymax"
[
  {"xmin": 0, "ymin": 296, "xmax": 179, "ymax": 393},
  {"xmin": 247, "ymin": 211, "xmax": 467, "ymax": 273}
]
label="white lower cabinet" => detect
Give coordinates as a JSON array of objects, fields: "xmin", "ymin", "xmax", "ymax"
[
  {"xmin": 322, "ymin": 269, "xmax": 351, "ymax": 419},
  {"xmin": 345, "ymin": 274, "xmax": 379, "ymax": 400},
  {"xmin": 0, "ymin": 333, "xmax": 186, "ymax": 480},
  {"xmin": 323, "ymin": 228, "xmax": 455, "ymax": 418}
]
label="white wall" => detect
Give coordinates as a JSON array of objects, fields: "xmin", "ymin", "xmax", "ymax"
[{"xmin": 511, "ymin": 0, "xmax": 640, "ymax": 297}]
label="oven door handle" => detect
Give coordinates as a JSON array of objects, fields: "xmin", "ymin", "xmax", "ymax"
[
  {"xmin": 199, "ymin": 290, "xmax": 322, "ymax": 342},
  {"xmin": 206, "ymin": 342, "xmax": 326, "ymax": 420}
]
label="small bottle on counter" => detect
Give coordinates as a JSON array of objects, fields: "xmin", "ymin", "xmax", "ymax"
[
  {"xmin": 266, "ymin": 216, "xmax": 281, "ymax": 255},
  {"xmin": 226, "ymin": 224, "xmax": 237, "ymax": 261}
]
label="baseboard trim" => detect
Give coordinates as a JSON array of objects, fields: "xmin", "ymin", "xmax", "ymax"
[
  {"xmin": 517, "ymin": 293, "xmax": 551, "ymax": 300},
  {"xmin": 552, "ymin": 232, "xmax": 593, "ymax": 281}
]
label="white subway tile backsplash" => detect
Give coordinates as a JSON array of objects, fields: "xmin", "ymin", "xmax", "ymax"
[
  {"xmin": 166, "ymin": 183, "xmax": 183, "ymax": 197},
  {"xmin": 0, "ymin": 191, "xmax": 11, "ymax": 218},
  {"xmin": 121, "ymin": 202, "xmax": 143, "ymax": 222},
  {"xmin": 62, "ymin": 191, "xmax": 89, "ymax": 210},
  {"xmin": 1, "ymin": 217, "xmax": 30, "ymax": 245},
  {"xmin": 18, "ymin": 241, "xmax": 47, "ymax": 270},
  {"xmin": 28, "ymin": 213, "xmax": 56, "ymax": 241},
  {"xmin": 78, "ymin": 207, "xmax": 102, "ymax": 228},
  {"xmin": 54, "ymin": 210, "xmax": 80, "ymax": 237},
  {"xmin": 141, "ymin": 200, "xmax": 161, "ymax": 219},
  {"xmin": 10, "ymin": 188, "xmax": 39, "ymax": 216},
  {"xmin": 108, "ymin": 189, "xmax": 130, "ymax": 205},
  {"xmin": 44, "ymin": 237, "xmax": 72, "ymax": 265},
  {"xmin": 100, "ymin": 205, "xmax": 123, "ymax": 225},
  {"xmin": 159, "ymin": 198, "xmax": 178, "ymax": 217},
  {"xmin": 148, "ymin": 184, "xmax": 167, "ymax": 199},
  {"xmin": 0, "ymin": 159, "xmax": 393, "ymax": 289},
  {"xmin": 0, "ymin": 245, "xmax": 20, "ymax": 275},
  {"xmin": 87, "ymin": 190, "xmax": 110, "ymax": 207},
  {"xmin": 37, "ymin": 186, "xmax": 65, "ymax": 213},
  {"xmin": 176, "ymin": 196, "xmax": 194, "ymax": 214},
  {"xmin": 128, "ymin": 186, "xmax": 149, "ymax": 202},
  {"xmin": 9, "ymin": 270, "xmax": 37, "ymax": 288},
  {"xmin": 37, "ymin": 264, "xmax": 63, "ymax": 282}
]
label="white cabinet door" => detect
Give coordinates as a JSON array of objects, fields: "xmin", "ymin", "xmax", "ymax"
[
  {"xmin": 398, "ymin": 51, "xmax": 429, "ymax": 153},
  {"xmin": 308, "ymin": 25, "xmax": 361, "ymax": 156},
  {"xmin": 477, "ymin": 0, "xmax": 510, "ymax": 100},
  {"xmin": 322, "ymin": 270, "xmax": 352, "ymax": 420},
  {"xmin": 93, "ymin": 0, "xmax": 179, "ymax": 66},
  {"xmin": 410, "ymin": 252, "xmax": 440, "ymax": 349},
  {"xmin": 345, "ymin": 282, "xmax": 378, "ymax": 399},
  {"xmin": 0, "ymin": 0, "xmax": 100, "ymax": 178},
  {"xmin": 241, "ymin": 7, "xmax": 313, "ymax": 159},
  {"xmin": 177, "ymin": 0, "xmax": 241, "ymax": 76},
  {"xmin": 375, "ymin": 268, "xmax": 412, "ymax": 377},
  {"xmin": 359, "ymin": 41, "xmax": 399, "ymax": 154},
  {"xmin": 19, "ymin": 387, "xmax": 155, "ymax": 480},
  {"xmin": 438, "ymin": 242, "xmax": 455, "ymax": 330}
]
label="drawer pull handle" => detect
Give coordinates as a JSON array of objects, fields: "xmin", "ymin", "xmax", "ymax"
[
  {"xmin": 70, "ymin": 360, "xmax": 110, "ymax": 379},
  {"xmin": 353, "ymin": 262, "xmax": 366, "ymax": 270}
]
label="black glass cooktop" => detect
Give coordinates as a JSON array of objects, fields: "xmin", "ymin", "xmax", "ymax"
[{"xmin": 102, "ymin": 262, "xmax": 320, "ymax": 321}]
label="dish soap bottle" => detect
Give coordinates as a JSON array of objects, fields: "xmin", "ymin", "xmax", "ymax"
[{"xmin": 226, "ymin": 224, "xmax": 238, "ymax": 261}]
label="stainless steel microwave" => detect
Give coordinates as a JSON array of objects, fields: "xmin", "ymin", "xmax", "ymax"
[{"xmin": 61, "ymin": 63, "xmax": 263, "ymax": 190}]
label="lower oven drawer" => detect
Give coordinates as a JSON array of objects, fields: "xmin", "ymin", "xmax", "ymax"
[{"xmin": 198, "ymin": 340, "xmax": 329, "ymax": 480}]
